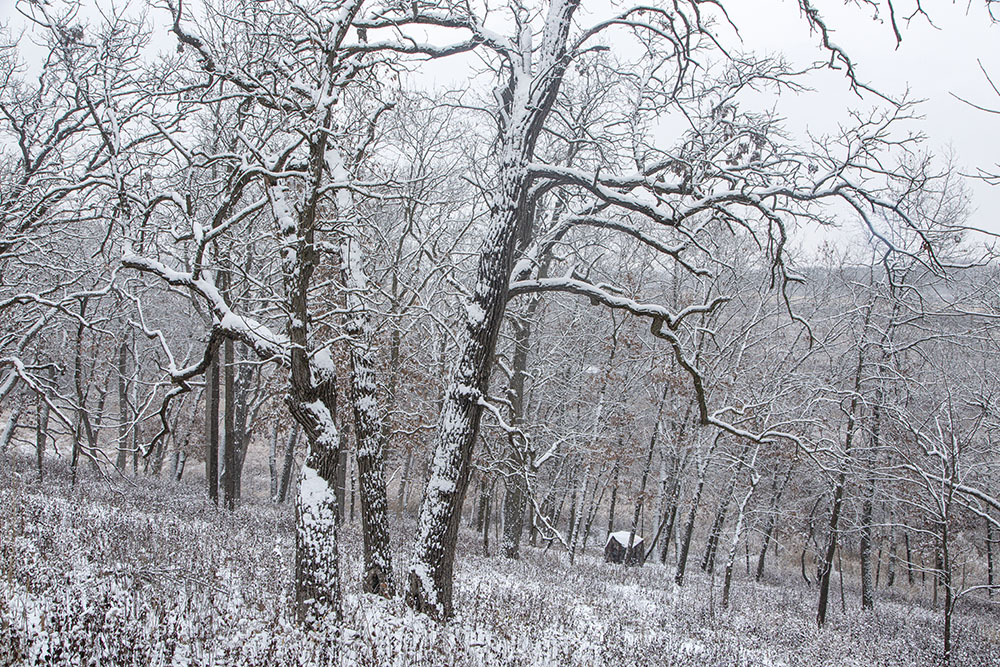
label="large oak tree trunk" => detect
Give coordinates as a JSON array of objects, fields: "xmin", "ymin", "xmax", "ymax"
[
  {"xmin": 405, "ymin": 0, "xmax": 580, "ymax": 619},
  {"xmin": 405, "ymin": 167, "xmax": 526, "ymax": 619}
]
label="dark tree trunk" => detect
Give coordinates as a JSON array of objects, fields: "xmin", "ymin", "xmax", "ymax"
[
  {"xmin": 628, "ymin": 385, "xmax": 669, "ymax": 565},
  {"xmin": 859, "ymin": 406, "xmax": 881, "ymax": 611},
  {"xmin": 231, "ymin": 358, "xmax": 255, "ymax": 503},
  {"xmin": 222, "ymin": 337, "xmax": 237, "ymax": 510},
  {"xmin": 568, "ymin": 463, "xmax": 591, "ymax": 564},
  {"xmin": 335, "ymin": 447, "xmax": 348, "ymax": 525},
  {"xmin": 269, "ymin": 422, "xmax": 281, "ymax": 500},
  {"xmin": 987, "ymin": 517, "xmax": 995, "ymax": 597},
  {"xmin": 70, "ymin": 302, "xmax": 89, "ymax": 483},
  {"xmin": 398, "ymin": 447, "xmax": 413, "ymax": 515},
  {"xmin": 905, "ymin": 532, "xmax": 915, "ymax": 585},
  {"xmin": 676, "ymin": 451, "xmax": 712, "ymax": 585},
  {"xmin": 35, "ymin": 386, "xmax": 50, "ymax": 480},
  {"xmin": 1, "ymin": 407, "xmax": 21, "ymax": 454},
  {"xmin": 174, "ymin": 449, "xmax": 187, "ymax": 481},
  {"xmin": 482, "ymin": 477, "xmax": 493, "ymax": 556},
  {"xmin": 941, "ymin": 520, "xmax": 953, "ymax": 665},
  {"xmin": 206, "ymin": 350, "xmax": 220, "ymax": 504},
  {"xmin": 722, "ymin": 463, "xmax": 759, "ymax": 608},
  {"xmin": 818, "ymin": 305, "xmax": 872, "ymax": 626},
  {"xmin": 500, "ymin": 294, "xmax": 541, "ymax": 560},
  {"xmin": 818, "ymin": 403, "xmax": 862, "ymax": 623},
  {"xmin": 405, "ymin": 0, "xmax": 582, "ymax": 619},
  {"xmin": 659, "ymin": 494, "xmax": 679, "ymax": 565},
  {"xmin": 278, "ymin": 425, "xmax": 299, "ymax": 504},
  {"xmin": 116, "ymin": 341, "xmax": 130, "ymax": 471},
  {"xmin": 702, "ymin": 497, "xmax": 729, "ymax": 575},
  {"xmin": 703, "ymin": 442, "xmax": 749, "ymax": 575},
  {"xmin": 340, "ymin": 234, "xmax": 395, "ymax": 596},
  {"xmin": 607, "ymin": 459, "xmax": 620, "ymax": 535},
  {"xmin": 756, "ymin": 464, "xmax": 793, "ymax": 581}
]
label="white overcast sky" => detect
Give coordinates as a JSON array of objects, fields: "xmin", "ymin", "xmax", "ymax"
[{"xmin": 3, "ymin": 0, "xmax": 997, "ymax": 239}]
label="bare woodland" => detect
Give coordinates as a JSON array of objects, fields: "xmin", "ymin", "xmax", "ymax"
[{"xmin": 2, "ymin": 0, "xmax": 1000, "ymax": 664}]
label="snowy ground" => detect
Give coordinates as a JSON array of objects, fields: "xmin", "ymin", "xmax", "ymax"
[{"xmin": 2, "ymin": 457, "xmax": 998, "ymax": 666}]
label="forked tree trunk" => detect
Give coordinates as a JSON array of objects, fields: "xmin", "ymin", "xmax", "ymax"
[
  {"xmin": 659, "ymin": 489, "xmax": 680, "ymax": 565},
  {"xmin": 722, "ymin": 464, "xmax": 760, "ymax": 608},
  {"xmin": 405, "ymin": 0, "xmax": 581, "ymax": 620},
  {"xmin": 703, "ymin": 442, "xmax": 749, "ymax": 575},
  {"xmin": 582, "ymin": 482, "xmax": 607, "ymax": 551}
]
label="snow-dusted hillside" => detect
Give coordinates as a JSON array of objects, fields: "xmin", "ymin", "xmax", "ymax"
[{"xmin": 3, "ymin": 456, "xmax": 997, "ymax": 667}]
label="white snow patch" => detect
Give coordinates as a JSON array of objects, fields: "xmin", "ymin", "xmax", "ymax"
[{"xmin": 606, "ymin": 531, "xmax": 643, "ymax": 547}]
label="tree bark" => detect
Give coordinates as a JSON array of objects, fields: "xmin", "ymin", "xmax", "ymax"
[
  {"xmin": 987, "ymin": 517, "xmax": 995, "ymax": 598},
  {"xmin": 722, "ymin": 462, "xmax": 759, "ymax": 608},
  {"xmin": 607, "ymin": 458, "xmax": 620, "ymax": 535},
  {"xmin": 817, "ymin": 319, "xmax": 868, "ymax": 627},
  {"xmin": 568, "ymin": 461, "xmax": 592, "ymax": 564},
  {"xmin": 1, "ymin": 407, "xmax": 20, "ymax": 454},
  {"xmin": 35, "ymin": 385, "xmax": 50, "ymax": 480},
  {"xmin": 205, "ymin": 349, "xmax": 220, "ymax": 504},
  {"xmin": 398, "ymin": 447, "xmax": 413, "ymax": 515},
  {"xmin": 501, "ymin": 313, "xmax": 535, "ymax": 559},
  {"xmin": 676, "ymin": 433, "xmax": 719, "ymax": 586},
  {"xmin": 905, "ymin": 532, "xmax": 915, "ymax": 585},
  {"xmin": 859, "ymin": 406, "xmax": 880, "ymax": 611},
  {"xmin": 175, "ymin": 449, "xmax": 186, "ymax": 481},
  {"xmin": 341, "ymin": 229, "xmax": 395, "ymax": 597},
  {"xmin": 405, "ymin": 0, "xmax": 582, "ymax": 620},
  {"xmin": 116, "ymin": 341, "xmax": 130, "ymax": 471},
  {"xmin": 278, "ymin": 425, "xmax": 299, "ymax": 504},
  {"xmin": 628, "ymin": 384, "xmax": 670, "ymax": 564},
  {"xmin": 756, "ymin": 464, "xmax": 793, "ymax": 581},
  {"xmin": 222, "ymin": 337, "xmax": 237, "ymax": 510},
  {"xmin": 270, "ymin": 421, "xmax": 281, "ymax": 500}
]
